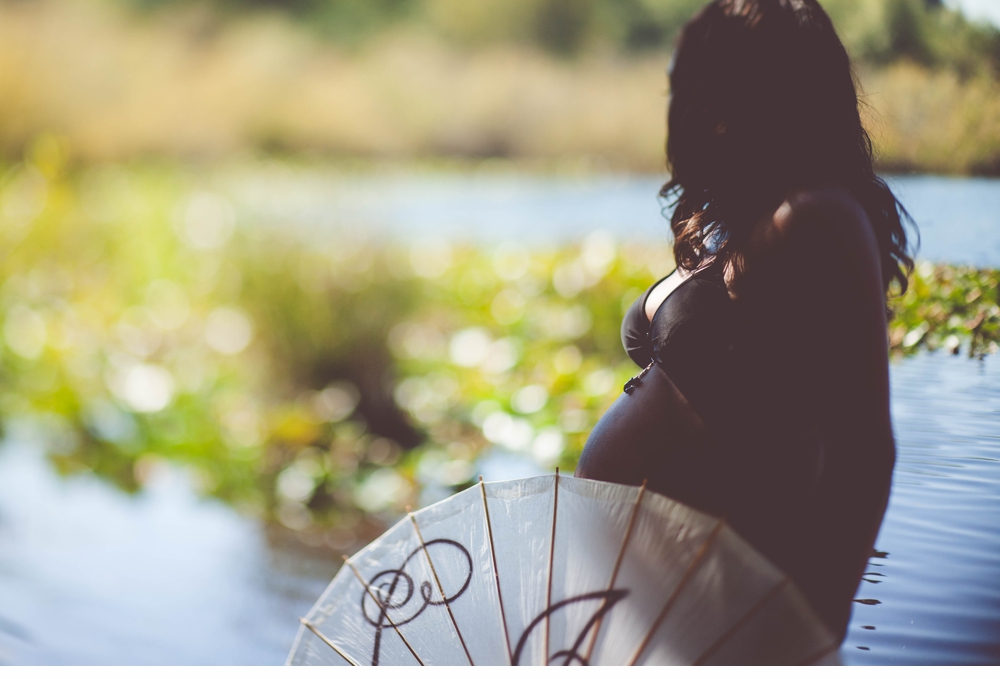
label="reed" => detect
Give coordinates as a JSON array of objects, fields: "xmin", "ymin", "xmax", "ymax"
[{"xmin": 2, "ymin": 0, "xmax": 999, "ymax": 174}]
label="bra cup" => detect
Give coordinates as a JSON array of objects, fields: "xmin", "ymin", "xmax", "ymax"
[
  {"xmin": 619, "ymin": 266, "xmax": 731, "ymax": 370},
  {"xmin": 647, "ymin": 276, "xmax": 737, "ymax": 425},
  {"xmin": 621, "ymin": 292, "xmax": 655, "ymax": 368}
]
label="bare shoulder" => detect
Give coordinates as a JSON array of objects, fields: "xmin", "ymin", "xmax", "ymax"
[
  {"xmin": 769, "ymin": 186, "xmax": 875, "ymax": 249},
  {"xmin": 735, "ymin": 185, "xmax": 886, "ymax": 312},
  {"xmin": 747, "ymin": 186, "xmax": 880, "ymax": 272}
]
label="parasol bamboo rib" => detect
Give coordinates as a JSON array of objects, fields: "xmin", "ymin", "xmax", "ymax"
[
  {"xmin": 288, "ymin": 475, "xmax": 836, "ymax": 667},
  {"xmin": 544, "ymin": 468, "xmax": 560, "ymax": 666},
  {"xmin": 479, "ymin": 477, "xmax": 514, "ymax": 665},
  {"xmin": 343, "ymin": 557, "xmax": 425, "ymax": 666},
  {"xmin": 692, "ymin": 577, "xmax": 791, "ymax": 665},
  {"xmin": 408, "ymin": 512, "xmax": 475, "ymax": 666},
  {"xmin": 298, "ymin": 618, "xmax": 359, "ymax": 666},
  {"xmin": 581, "ymin": 479, "xmax": 648, "ymax": 665},
  {"xmin": 627, "ymin": 517, "xmax": 727, "ymax": 665}
]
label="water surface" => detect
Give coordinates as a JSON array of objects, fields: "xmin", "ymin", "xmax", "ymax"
[
  {"xmin": 1, "ymin": 352, "xmax": 997, "ymax": 665},
  {"xmin": 232, "ymin": 171, "xmax": 1000, "ymax": 266},
  {"xmin": 842, "ymin": 352, "xmax": 1000, "ymax": 664}
]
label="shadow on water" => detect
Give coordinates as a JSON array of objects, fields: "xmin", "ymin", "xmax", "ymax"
[{"xmin": 0, "ymin": 351, "xmax": 998, "ymax": 664}]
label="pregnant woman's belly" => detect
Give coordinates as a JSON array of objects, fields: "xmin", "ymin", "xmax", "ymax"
[
  {"xmin": 576, "ymin": 265, "xmax": 740, "ymax": 516},
  {"xmin": 576, "ymin": 359, "xmax": 826, "ymax": 591},
  {"xmin": 575, "ymin": 364, "xmax": 733, "ymax": 517}
]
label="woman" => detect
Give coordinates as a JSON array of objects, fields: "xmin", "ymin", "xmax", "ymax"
[{"xmin": 576, "ymin": 0, "xmax": 913, "ymax": 643}]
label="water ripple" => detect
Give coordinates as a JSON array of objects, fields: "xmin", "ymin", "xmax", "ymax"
[{"xmin": 844, "ymin": 352, "xmax": 1000, "ymax": 665}]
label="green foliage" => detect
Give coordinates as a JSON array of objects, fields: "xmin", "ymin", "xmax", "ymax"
[
  {"xmin": 0, "ymin": 150, "xmax": 670, "ymax": 533},
  {"xmin": 821, "ymin": 0, "xmax": 1000, "ymax": 76},
  {"xmin": 0, "ymin": 152, "xmax": 996, "ymax": 535},
  {"xmin": 890, "ymin": 261, "xmax": 1000, "ymax": 357}
]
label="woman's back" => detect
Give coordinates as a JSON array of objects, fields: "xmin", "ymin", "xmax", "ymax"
[
  {"xmin": 577, "ymin": 187, "xmax": 898, "ymax": 640},
  {"xmin": 576, "ymin": 0, "xmax": 912, "ymax": 641}
]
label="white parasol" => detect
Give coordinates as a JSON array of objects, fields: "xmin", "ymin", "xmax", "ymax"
[{"xmin": 286, "ymin": 473, "xmax": 837, "ymax": 666}]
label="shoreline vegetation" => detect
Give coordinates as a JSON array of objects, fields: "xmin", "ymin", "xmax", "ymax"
[
  {"xmin": 1, "ymin": 159, "xmax": 997, "ymax": 546},
  {"xmin": 2, "ymin": 0, "xmax": 1000, "ymax": 175}
]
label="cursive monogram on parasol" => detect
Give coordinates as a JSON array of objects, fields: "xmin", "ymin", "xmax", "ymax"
[
  {"xmin": 359, "ymin": 538, "xmax": 472, "ymax": 665},
  {"xmin": 513, "ymin": 588, "xmax": 629, "ymax": 666},
  {"xmin": 358, "ymin": 535, "xmax": 630, "ymax": 666}
]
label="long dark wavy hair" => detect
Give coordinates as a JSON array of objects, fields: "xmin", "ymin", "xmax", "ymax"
[{"xmin": 663, "ymin": 0, "xmax": 914, "ymax": 293}]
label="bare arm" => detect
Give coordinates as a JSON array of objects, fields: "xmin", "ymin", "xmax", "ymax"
[{"xmin": 752, "ymin": 188, "xmax": 896, "ymax": 639}]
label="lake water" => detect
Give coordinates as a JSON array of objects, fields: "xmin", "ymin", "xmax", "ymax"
[
  {"xmin": 1, "ymin": 172, "xmax": 999, "ymax": 665},
  {"xmin": 233, "ymin": 170, "xmax": 1000, "ymax": 267},
  {"xmin": 842, "ymin": 353, "xmax": 1000, "ymax": 664},
  {"xmin": 1, "ymin": 352, "xmax": 997, "ymax": 665}
]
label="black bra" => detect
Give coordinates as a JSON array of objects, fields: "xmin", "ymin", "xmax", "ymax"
[{"xmin": 620, "ymin": 264, "xmax": 736, "ymax": 424}]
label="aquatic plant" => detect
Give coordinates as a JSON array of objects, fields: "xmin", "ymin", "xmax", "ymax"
[
  {"xmin": 0, "ymin": 157, "xmax": 995, "ymax": 541},
  {"xmin": 891, "ymin": 261, "xmax": 1000, "ymax": 358}
]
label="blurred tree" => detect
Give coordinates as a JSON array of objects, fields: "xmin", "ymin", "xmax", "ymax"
[
  {"xmin": 885, "ymin": 0, "xmax": 935, "ymax": 65},
  {"xmin": 112, "ymin": 0, "xmax": 1000, "ymax": 68},
  {"xmin": 535, "ymin": 0, "xmax": 593, "ymax": 55}
]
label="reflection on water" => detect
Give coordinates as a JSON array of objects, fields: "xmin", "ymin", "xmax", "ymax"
[
  {"xmin": 0, "ymin": 426, "xmax": 338, "ymax": 665},
  {"xmin": 0, "ymin": 351, "xmax": 998, "ymax": 665}
]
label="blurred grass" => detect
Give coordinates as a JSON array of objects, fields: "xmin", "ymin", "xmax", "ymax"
[
  {"xmin": 1, "ymin": 147, "xmax": 997, "ymax": 544},
  {"xmin": 862, "ymin": 63, "xmax": 1000, "ymax": 174},
  {"xmin": 0, "ymin": 0, "xmax": 670, "ymax": 169},
  {"xmin": 1, "ymin": 0, "xmax": 1000, "ymax": 173}
]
